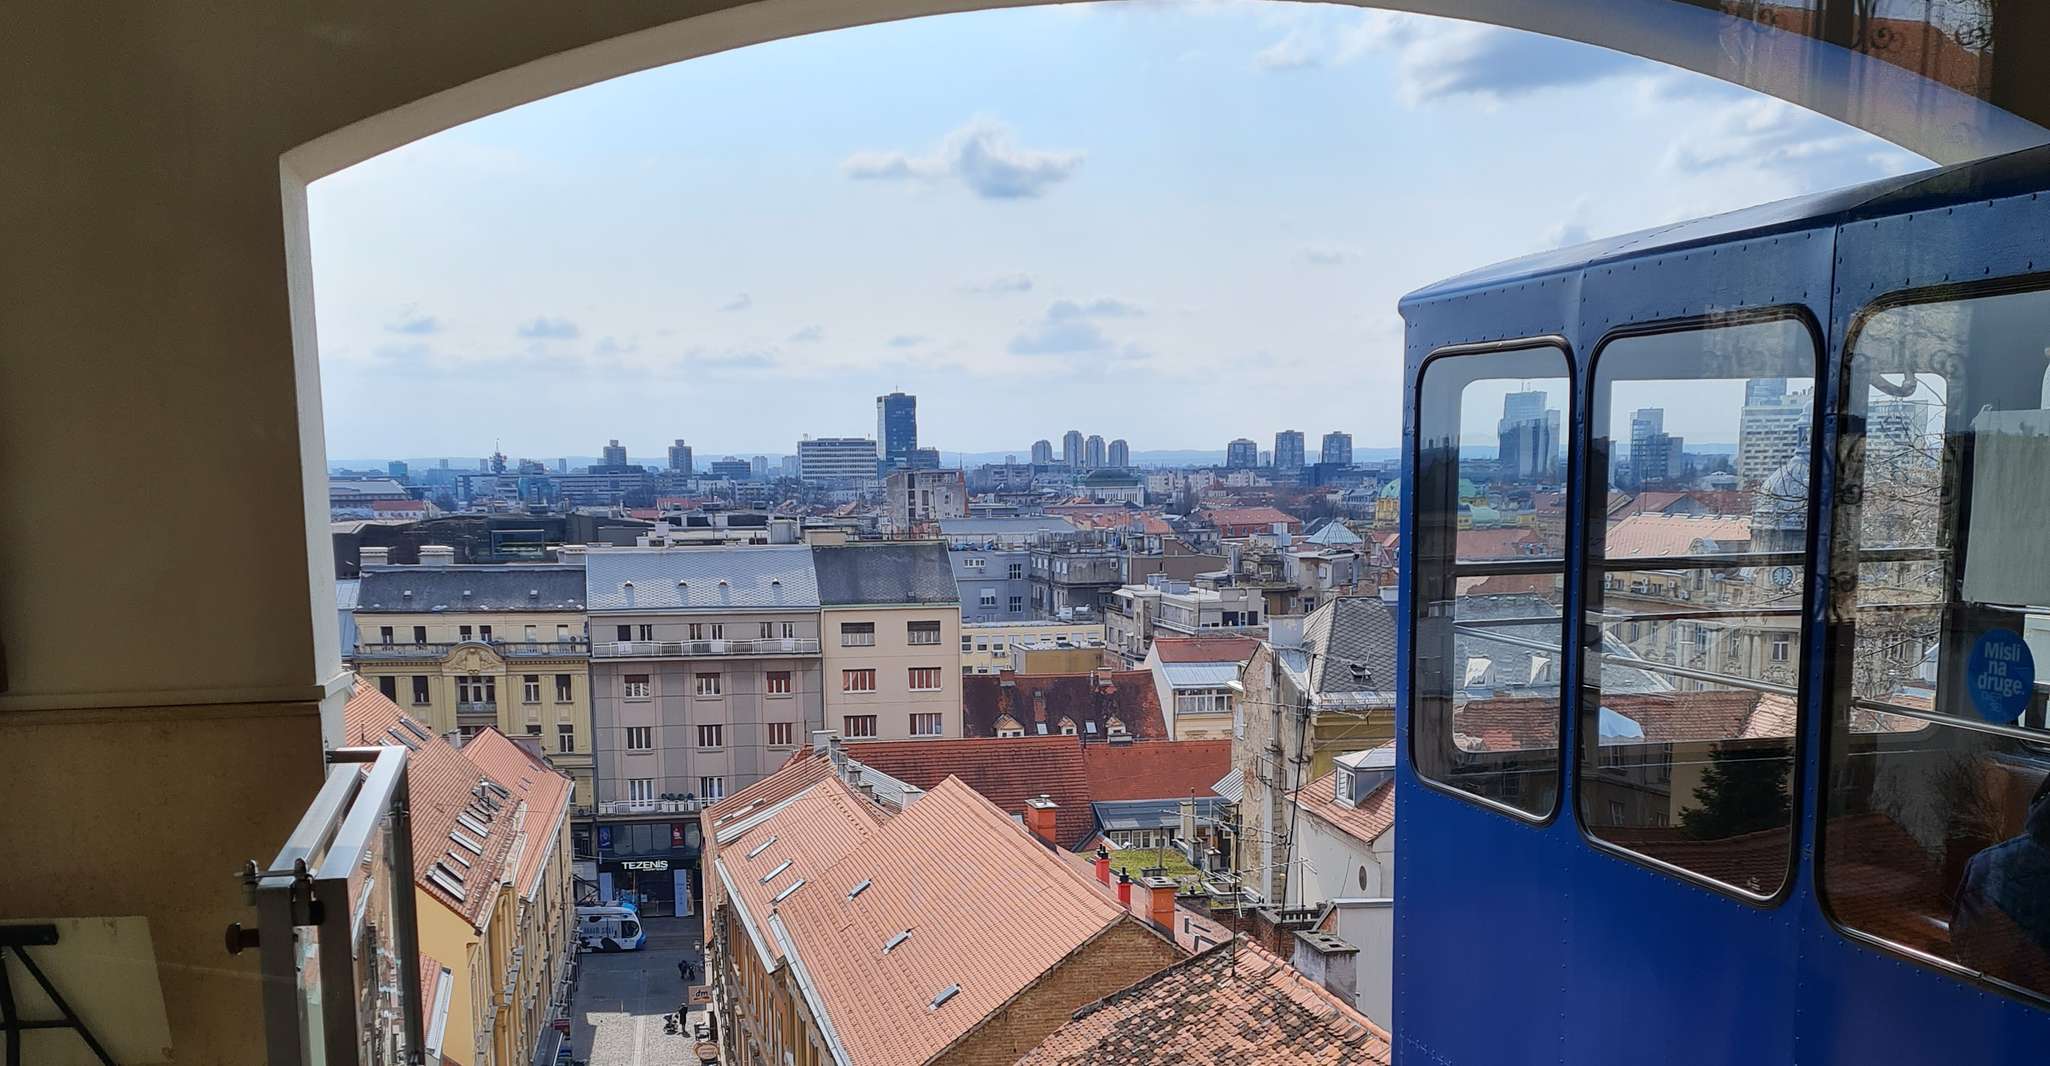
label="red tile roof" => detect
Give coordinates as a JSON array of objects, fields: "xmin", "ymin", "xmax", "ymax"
[
  {"xmin": 846, "ymin": 735, "xmax": 1095, "ymax": 848},
  {"xmin": 341, "ymin": 679, "xmax": 516, "ymax": 930},
  {"xmin": 1603, "ymin": 512, "xmax": 1750, "ymax": 559},
  {"xmin": 1150, "ymin": 636, "xmax": 1260, "ymax": 664},
  {"xmin": 1204, "ymin": 505, "xmax": 1303, "ymax": 533},
  {"xmin": 1455, "ymin": 527, "xmax": 1548, "ymax": 560},
  {"xmin": 961, "ymin": 671, "xmax": 1168, "ymax": 745},
  {"xmin": 1083, "ymin": 740, "xmax": 1233, "ymax": 803},
  {"xmin": 459, "ymin": 729, "xmax": 574, "ymax": 899},
  {"xmin": 1016, "ymin": 939, "xmax": 1390, "ymax": 1065},
  {"xmin": 711, "ymin": 762, "xmax": 888, "ymax": 967},
  {"xmin": 767, "ymin": 777, "xmax": 1155, "ymax": 1065},
  {"xmin": 1294, "ymin": 772, "xmax": 1395, "ymax": 845}
]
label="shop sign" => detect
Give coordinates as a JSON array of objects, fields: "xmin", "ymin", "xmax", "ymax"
[{"xmin": 620, "ymin": 859, "xmax": 670, "ymax": 872}]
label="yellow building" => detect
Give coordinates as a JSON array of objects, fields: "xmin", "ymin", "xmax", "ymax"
[
  {"xmin": 961, "ymin": 620, "xmax": 1107, "ymax": 674},
  {"xmin": 351, "ymin": 552, "xmax": 596, "ymax": 800},
  {"xmin": 813, "ymin": 543, "xmax": 963, "ymax": 740},
  {"xmin": 344, "ymin": 679, "xmax": 578, "ymax": 1066}
]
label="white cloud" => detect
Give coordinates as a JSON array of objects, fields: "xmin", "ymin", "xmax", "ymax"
[
  {"xmin": 720, "ymin": 293, "xmax": 753, "ymax": 312},
  {"xmin": 384, "ymin": 309, "xmax": 442, "ymax": 334},
  {"xmin": 845, "ymin": 119, "xmax": 1083, "ymax": 200},
  {"xmin": 788, "ymin": 325, "xmax": 824, "ymax": 343},
  {"xmin": 1008, "ymin": 298, "xmax": 1143, "ymax": 355},
  {"xmin": 516, "ymin": 316, "xmax": 579, "ymax": 340},
  {"xmin": 1255, "ymin": 11, "xmax": 1642, "ymax": 105}
]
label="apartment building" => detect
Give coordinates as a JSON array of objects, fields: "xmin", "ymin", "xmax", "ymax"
[
  {"xmin": 343, "ymin": 681, "xmax": 577, "ymax": 1066},
  {"xmin": 585, "ymin": 546, "xmax": 824, "ymax": 808},
  {"xmin": 884, "ymin": 468, "xmax": 967, "ymax": 532},
  {"xmin": 960, "ymin": 620, "xmax": 1106, "ymax": 674},
  {"xmin": 814, "ymin": 542, "xmax": 962, "ymax": 741},
  {"xmin": 349, "ymin": 549, "xmax": 595, "ymax": 798},
  {"xmin": 1029, "ymin": 544, "xmax": 1125, "ymax": 619}
]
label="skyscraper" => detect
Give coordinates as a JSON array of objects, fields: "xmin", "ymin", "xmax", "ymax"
[
  {"xmin": 1030, "ymin": 439, "xmax": 1054, "ymax": 465},
  {"xmin": 875, "ymin": 391, "xmax": 918, "ymax": 473},
  {"xmin": 601, "ymin": 439, "xmax": 628, "ymax": 468},
  {"xmin": 1063, "ymin": 430, "xmax": 1084, "ymax": 469},
  {"xmin": 1737, "ymin": 390, "xmax": 1811, "ymax": 486},
  {"xmin": 1320, "ymin": 431, "xmax": 1353, "ymax": 467},
  {"xmin": 1226, "ymin": 438, "xmax": 1258, "ymax": 468},
  {"xmin": 1108, "ymin": 439, "xmax": 1130, "ymax": 469},
  {"xmin": 751, "ymin": 455, "xmax": 770, "ymax": 479},
  {"xmin": 1273, "ymin": 430, "xmax": 1305, "ymax": 471},
  {"xmin": 797, "ymin": 437, "xmax": 879, "ymax": 484},
  {"xmin": 1085, "ymin": 434, "xmax": 1107, "ymax": 469},
  {"xmin": 1496, "ymin": 391, "xmax": 1561, "ymax": 480},
  {"xmin": 1745, "ymin": 377, "xmax": 1788, "ymax": 406},
  {"xmin": 668, "ymin": 439, "xmax": 693, "ymax": 476},
  {"xmin": 1629, "ymin": 408, "xmax": 1682, "ymax": 486},
  {"xmin": 387, "ymin": 460, "xmax": 409, "ymax": 481}
]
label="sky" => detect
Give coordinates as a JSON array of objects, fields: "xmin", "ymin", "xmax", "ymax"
[{"xmin": 309, "ymin": 0, "xmax": 1929, "ymax": 464}]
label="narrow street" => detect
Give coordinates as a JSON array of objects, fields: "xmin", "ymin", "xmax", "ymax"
[{"xmin": 566, "ymin": 915, "xmax": 713, "ymax": 1066}]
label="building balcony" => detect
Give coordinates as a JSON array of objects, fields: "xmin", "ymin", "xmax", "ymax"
[
  {"xmin": 592, "ymin": 637, "xmax": 821, "ymax": 659},
  {"xmin": 457, "ymin": 700, "xmax": 499, "ymax": 715},
  {"xmin": 353, "ymin": 639, "xmax": 591, "ymax": 661},
  {"xmin": 588, "ymin": 797, "xmax": 705, "ymax": 817}
]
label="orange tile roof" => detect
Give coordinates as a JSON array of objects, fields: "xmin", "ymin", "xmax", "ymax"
[
  {"xmin": 769, "ymin": 777, "xmax": 1146, "ymax": 1066},
  {"xmin": 1294, "ymin": 772, "xmax": 1394, "ymax": 845},
  {"xmin": 1204, "ymin": 505, "xmax": 1303, "ymax": 532},
  {"xmin": 707, "ymin": 752, "xmax": 885, "ymax": 965},
  {"xmin": 1455, "ymin": 527, "xmax": 1548, "ymax": 560},
  {"xmin": 341, "ymin": 679, "xmax": 517, "ymax": 930},
  {"xmin": 1016, "ymin": 939, "xmax": 1390, "ymax": 1065},
  {"xmin": 1602, "ymin": 512, "xmax": 1751, "ymax": 559},
  {"xmin": 1151, "ymin": 636, "xmax": 1259, "ymax": 664},
  {"xmin": 1083, "ymin": 740, "xmax": 1232, "ymax": 803},
  {"xmin": 458, "ymin": 729, "xmax": 574, "ymax": 899},
  {"xmin": 846, "ymin": 735, "xmax": 1096, "ymax": 848}
]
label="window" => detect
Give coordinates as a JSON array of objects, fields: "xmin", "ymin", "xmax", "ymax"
[
  {"xmin": 616, "ymin": 625, "xmax": 632, "ymax": 642},
  {"xmin": 1059, "ymin": 717, "xmax": 1078, "ymax": 736},
  {"xmin": 689, "ymin": 623, "xmax": 704, "ymax": 640},
  {"xmin": 479, "ymin": 624, "xmax": 492, "ymax": 642},
  {"xmin": 694, "ymin": 673, "xmax": 722, "ymax": 697},
  {"xmin": 767, "ymin": 722, "xmax": 794, "ymax": 747},
  {"xmin": 626, "ymin": 726, "xmax": 653, "ymax": 751},
  {"xmin": 638, "ymin": 624, "xmax": 654, "ymax": 641},
  {"xmin": 411, "ymin": 676, "xmax": 431, "ymax": 706},
  {"xmin": 379, "ymin": 625, "xmax": 394, "ymax": 645},
  {"xmin": 1580, "ymin": 315, "xmax": 1815, "ymax": 897},
  {"xmin": 780, "ymin": 622, "xmax": 796, "ymax": 638},
  {"xmin": 908, "ymin": 667, "xmax": 942, "ymax": 691},
  {"xmin": 413, "ymin": 625, "xmax": 428, "ymax": 644},
  {"xmin": 980, "ymin": 589, "xmax": 997, "ymax": 608},
  {"xmin": 456, "ymin": 675, "xmax": 495, "ymax": 706},
  {"xmin": 759, "ymin": 622, "xmax": 774, "ymax": 639},
  {"xmin": 377, "ymin": 675, "xmax": 398, "ymax": 701},
  {"xmin": 697, "ymin": 724, "xmax": 724, "ymax": 749},
  {"xmin": 910, "ymin": 713, "xmax": 943, "ymax": 737},
  {"xmin": 699, "ymin": 777, "xmax": 726, "ymax": 801},
  {"xmin": 555, "ymin": 674, "xmax": 573, "ymax": 702},
  {"xmin": 840, "ymin": 622, "xmax": 875, "ymax": 647},
  {"xmin": 1822, "ymin": 285, "xmax": 2050, "ymax": 1004},
  {"xmin": 1008, "ymin": 562, "xmax": 1024, "ymax": 580},
  {"xmin": 1176, "ymin": 689, "xmax": 1233, "ymax": 716},
  {"xmin": 766, "ymin": 670, "xmax": 792, "ymax": 695},
  {"xmin": 458, "ymin": 625, "xmax": 473, "ymax": 642},
  {"xmin": 964, "ymin": 557, "xmax": 985, "ymax": 570},
  {"xmin": 1413, "ymin": 343, "xmax": 1571, "ymax": 819},
  {"xmin": 628, "ymin": 778, "xmax": 655, "ymax": 803},
  {"xmin": 1009, "ymin": 596, "xmax": 1023, "ymax": 613},
  {"xmin": 525, "ymin": 624, "xmax": 537, "ymax": 641},
  {"xmin": 907, "ymin": 620, "xmax": 942, "ymax": 645},
  {"xmin": 624, "ymin": 674, "xmax": 651, "ymax": 699},
  {"xmin": 557, "ymin": 723, "xmax": 576, "ymax": 753},
  {"xmin": 522, "ymin": 675, "xmax": 541, "ymax": 704},
  {"xmin": 844, "ymin": 715, "xmax": 878, "ymax": 738},
  {"xmin": 961, "ymin": 637, "xmax": 973, "ymax": 653},
  {"xmin": 843, "ymin": 669, "xmax": 877, "ymax": 693},
  {"xmin": 525, "ymin": 722, "xmax": 541, "ymax": 736}
]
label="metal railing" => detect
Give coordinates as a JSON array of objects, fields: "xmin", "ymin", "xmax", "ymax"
[
  {"xmin": 456, "ymin": 700, "xmax": 499, "ymax": 714},
  {"xmin": 591, "ymin": 638, "xmax": 820, "ymax": 659},
  {"xmin": 591, "ymin": 797, "xmax": 705, "ymax": 816},
  {"xmin": 355, "ymin": 639, "xmax": 591, "ymax": 660}
]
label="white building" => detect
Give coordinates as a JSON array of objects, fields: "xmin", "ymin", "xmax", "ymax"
[
  {"xmin": 884, "ymin": 469, "xmax": 966, "ymax": 532},
  {"xmin": 1291, "ymin": 744, "xmax": 1396, "ymax": 1025},
  {"xmin": 797, "ymin": 437, "xmax": 878, "ymax": 484},
  {"xmin": 1736, "ymin": 388, "xmax": 1813, "ymax": 487}
]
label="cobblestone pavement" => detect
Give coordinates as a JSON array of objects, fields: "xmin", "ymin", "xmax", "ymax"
[{"xmin": 567, "ymin": 916, "xmax": 713, "ymax": 1066}]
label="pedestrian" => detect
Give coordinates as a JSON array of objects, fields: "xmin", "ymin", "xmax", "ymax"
[
  {"xmin": 686, "ymin": 959, "xmax": 698, "ymax": 981},
  {"xmin": 677, "ymin": 959, "xmax": 689, "ymax": 983}
]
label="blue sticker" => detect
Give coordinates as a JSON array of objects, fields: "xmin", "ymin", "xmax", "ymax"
[{"xmin": 1966, "ymin": 629, "xmax": 2036, "ymax": 723}]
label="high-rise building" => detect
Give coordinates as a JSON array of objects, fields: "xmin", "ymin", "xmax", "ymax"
[
  {"xmin": 1030, "ymin": 439, "xmax": 1054, "ymax": 465},
  {"xmin": 709, "ymin": 458, "xmax": 753, "ymax": 480},
  {"xmin": 875, "ymin": 391, "xmax": 918, "ymax": 473},
  {"xmin": 387, "ymin": 460, "xmax": 409, "ymax": 480},
  {"xmin": 751, "ymin": 455, "xmax": 770, "ymax": 479},
  {"xmin": 668, "ymin": 439, "xmax": 693, "ymax": 476},
  {"xmin": 1320, "ymin": 431, "xmax": 1353, "ymax": 467},
  {"xmin": 1736, "ymin": 390, "xmax": 1811, "ymax": 486},
  {"xmin": 1108, "ymin": 439, "xmax": 1130, "ymax": 469},
  {"xmin": 1226, "ymin": 438, "xmax": 1258, "ymax": 468},
  {"xmin": 1745, "ymin": 377, "xmax": 1788, "ymax": 406},
  {"xmin": 797, "ymin": 437, "xmax": 879, "ymax": 484},
  {"xmin": 1629, "ymin": 408, "xmax": 1682, "ymax": 486},
  {"xmin": 1497, "ymin": 391, "xmax": 1561, "ymax": 481},
  {"xmin": 780, "ymin": 455, "xmax": 801, "ymax": 479},
  {"xmin": 601, "ymin": 439, "xmax": 628, "ymax": 468},
  {"xmin": 1274, "ymin": 430, "xmax": 1305, "ymax": 471},
  {"xmin": 1085, "ymin": 434, "xmax": 1107, "ymax": 469},
  {"xmin": 1063, "ymin": 430, "xmax": 1084, "ymax": 469}
]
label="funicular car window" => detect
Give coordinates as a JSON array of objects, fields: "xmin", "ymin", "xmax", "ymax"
[
  {"xmin": 1412, "ymin": 343, "xmax": 1572, "ymax": 819},
  {"xmin": 1579, "ymin": 314, "xmax": 1816, "ymax": 899},
  {"xmin": 1824, "ymin": 285, "xmax": 2050, "ymax": 1005}
]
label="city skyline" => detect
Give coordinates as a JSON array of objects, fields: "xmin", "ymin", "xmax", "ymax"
[{"xmin": 308, "ymin": 3, "xmax": 1923, "ymax": 459}]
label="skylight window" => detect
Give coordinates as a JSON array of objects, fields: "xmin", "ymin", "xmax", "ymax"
[
  {"xmin": 883, "ymin": 930, "xmax": 912, "ymax": 954},
  {"xmin": 929, "ymin": 984, "xmax": 960, "ymax": 1011},
  {"xmin": 450, "ymin": 830, "xmax": 484, "ymax": 855},
  {"xmin": 746, "ymin": 836, "xmax": 778, "ymax": 859},
  {"xmin": 456, "ymin": 812, "xmax": 490, "ymax": 837},
  {"xmin": 385, "ymin": 728, "xmax": 420, "ymax": 751},
  {"xmin": 760, "ymin": 859, "xmax": 793, "ymax": 884},
  {"xmin": 772, "ymin": 879, "xmax": 805, "ymax": 903},
  {"xmin": 427, "ymin": 866, "xmax": 466, "ymax": 901},
  {"xmin": 846, "ymin": 879, "xmax": 872, "ymax": 901},
  {"xmin": 445, "ymin": 849, "xmax": 471, "ymax": 868},
  {"xmin": 399, "ymin": 717, "xmax": 433, "ymax": 740}
]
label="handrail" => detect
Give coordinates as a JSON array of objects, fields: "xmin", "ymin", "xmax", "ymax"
[
  {"xmin": 1851, "ymin": 698, "xmax": 2050, "ymax": 745},
  {"xmin": 592, "ymin": 638, "xmax": 821, "ymax": 659},
  {"xmin": 1446, "ymin": 623, "xmax": 1799, "ymax": 697}
]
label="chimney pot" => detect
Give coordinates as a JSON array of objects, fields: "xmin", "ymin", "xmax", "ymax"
[
  {"xmin": 1093, "ymin": 846, "xmax": 1111, "ymax": 885},
  {"xmin": 1141, "ymin": 875, "xmax": 1178, "ymax": 933},
  {"xmin": 1023, "ymin": 795, "xmax": 1058, "ymax": 846},
  {"xmin": 419, "ymin": 544, "xmax": 456, "ymax": 567},
  {"xmin": 1116, "ymin": 869, "xmax": 1132, "ymax": 908},
  {"xmin": 359, "ymin": 546, "xmax": 390, "ymax": 568}
]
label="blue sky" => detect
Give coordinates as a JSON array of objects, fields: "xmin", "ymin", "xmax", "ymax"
[{"xmin": 310, "ymin": 1, "xmax": 1927, "ymax": 463}]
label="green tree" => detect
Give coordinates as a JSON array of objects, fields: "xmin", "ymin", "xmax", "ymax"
[{"xmin": 1678, "ymin": 745, "xmax": 1790, "ymax": 840}]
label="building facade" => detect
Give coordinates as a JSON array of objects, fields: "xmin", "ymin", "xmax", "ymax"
[
  {"xmin": 950, "ymin": 544, "xmax": 1035, "ymax": 623},
  {"xmin": 1063, "ymin": 429, "xmax": 1085, "ymax": 469},
  {"xmin": 796, "ymin": 437, "xmax": 879, "ymax": 484},
  {"xmin": 1031, "ymin": 439, "xmax": 1055, "ymax": 465},
  {"xmin": 350, "ymin": 554, "xmax": 595, "ymax": 798},
  {"xmin": 875, "ymin": 390, "xmax": 917, "ymax": 472},
  {"xmin": 1226, "ymin": 438, "xmax": 1258, "ymax": 468},
  {"xmin": 1108, "ymin": 438, "xmax": 1130, "ymax": 468},
  {"xmin": 1320, "ymin": 431, "xmax": 1353, "ymax": 466},
  {"xmin": 962, "ymin": 620, "xmax": 1108, "ymax": 674},
  {"xmin": 1274, "ymin": 430, "xmax": 1306, "ymax": 471},
  {"xmin": 815, "ymin": 542, "xmax": 963, "ymax": 741},
  {"xmin": 884, "ymin": 468, "xmax": 967, "ymax": 532},
  {"xmin": 668, "ymin": 439, "xmax": 693, "ymax": 475},
  {"xmin": 585, "ymin": 546, "xmax": 824, "ymax": 810}
]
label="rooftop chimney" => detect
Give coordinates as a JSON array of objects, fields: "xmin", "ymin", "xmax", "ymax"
[
  {"xmin": 1268, "ymin": 615, "xmax": 1306, "ymax": 650},
  {"xmin": 419, "ymin": 544, "xmax": 456, "ymax": 567},
  {"xmin": 359, "ymin": 546, "xmax": 390, "ymax": 568},
  {"xmin": 1141, "ymin": 874, "xmax": 1178, "ymax": 933},
  {"xmin": 1093, "ymin": 846, "xmax": 1111, "ymax": 885},
  {"xmin": 1023, "ymin": 795, "xmax": 1058, "ymax": 846},
  {"xmin": 1291, "ymin": 930, "xmax": 1362, "ymax": 1008},
  {"xmin": 557, "ymin": 544, "xmax": 588, "ymax": 562},
  {"xmin": 1116, "ymin": 869, "xmax": 1132, "ymax": 908}
]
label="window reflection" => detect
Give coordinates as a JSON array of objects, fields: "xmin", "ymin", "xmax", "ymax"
[
  {"xmin": 1826, "ymin": 288, "xmax": 2050, "ymax": 1003},
  {"xmin": 1413, "ymin": 345, "xmax": 1572, "ymax": 818},
  {"xmin": 1580, "ymin": 316, "xmax": 1816, "ymax": 896}
]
